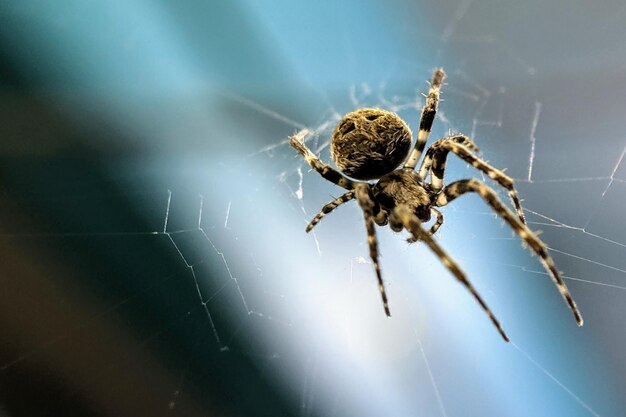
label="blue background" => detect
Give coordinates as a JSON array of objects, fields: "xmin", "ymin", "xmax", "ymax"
[{"xmin": 1, "ymin": 1, "xmax": 625, "ymax": 416}]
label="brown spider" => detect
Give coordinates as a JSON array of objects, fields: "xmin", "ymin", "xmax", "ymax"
[{"xmin": 289, "ymin": 68, "xmax": 583, "ymax": 342}]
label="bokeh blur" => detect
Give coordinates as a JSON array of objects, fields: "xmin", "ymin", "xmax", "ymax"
[{"xmin": 1, "ymin": 1, "xmax": 626, "ymax": 416}]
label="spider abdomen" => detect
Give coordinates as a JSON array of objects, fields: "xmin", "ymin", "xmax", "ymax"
[{"xmin": 331, "ymin": 108, "xmax": 412, "ymax": 180}]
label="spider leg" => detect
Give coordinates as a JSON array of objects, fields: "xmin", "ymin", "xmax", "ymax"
[
  {"xmin": 390, "ymin": 205, "xmax": 509, "ymax": 342},
  {"xmin": 436, "ymin": 179, "xmax": 583, "ymax": 326},
  {"xmin": 354, "ymin": 183, "xmax": 391, "ymax": 316},
  {"xmin": 407, "ymin": 208, "xmax": 444, "ymax": 243},
  {"xmin": 404, "ymin": 68, "xmax": 446, "ymax": 170},
  {"xmin": 306, "ymin": 190, "xmax": 355, "ymax": 232},
  {"xmin": 429, "ymin": 208, "xmax": 445, "ymax": 235},
  {"xmin": 417, "ymin": 135, "xmax": 479, "ymax": 180},
  {"xmin": 290, "ymin": 129, "xmax": 356, "ymax": 190},
  {"xmin": 426, "ymin": 135, "xmax": 527, "ymax": 224}
]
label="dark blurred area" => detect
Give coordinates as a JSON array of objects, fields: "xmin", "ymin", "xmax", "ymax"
[{"xmin": 0, "ymin": 12, "xmax": 297, "ymax": 417}]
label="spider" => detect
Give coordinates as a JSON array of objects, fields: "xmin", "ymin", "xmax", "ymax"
[{"xmin": 289, "ymin": 68, "xmax": 583, "ymax": 342}]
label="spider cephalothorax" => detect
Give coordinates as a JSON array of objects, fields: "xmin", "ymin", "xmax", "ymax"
[
  {"xmin": 290, "ymin": 68, "xmax": 583, "ymax": 342},
  {"xmin": 373, "ymin": 169, "xmax": 432, "ymax": 223}
]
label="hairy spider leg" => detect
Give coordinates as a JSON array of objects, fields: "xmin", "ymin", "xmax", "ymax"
[
  {"xmin": 428, "ymin": 208, "xmax": 445, "ymax": 235},
  {"xmin": 417, "ymin": 135, "xmax": 479, "ymax": 179},
  {"xmin": 404, "ymin": 68, "xmax": 446, "ymax": 170},
  {"xmin": 423, "ymin": 136, "xmax": 527, "ymax": 225},
  {"xmin": 390, "ymin": 205, "xmax": 509, "ymax": 342},
  {"xmin": 306, "ymin": 190, "xmax": 355, "ymax": 232},
  {"xmin": 407, "ymin": 208, "xmax": 445, "ymax": 243},
  {"xmin": 290, "ymin": 129, "xmax": 355, "ymax": 191},
  {"xmin": 436, "ymin": 179, "xmax": 583, "ymax": 326},
  {"xmin": 355, "ymin": 184, "xmax": 391, "ymax": 317}
]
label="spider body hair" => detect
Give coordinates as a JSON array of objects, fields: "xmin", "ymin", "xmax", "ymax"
[{"xmin": 331, "ymin": 108, "xmax": 412, "ymax": 180}]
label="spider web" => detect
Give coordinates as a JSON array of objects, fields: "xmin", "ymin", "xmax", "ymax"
[{"xmin": 1, "ymin": 1, "xmax": 626, "ymax": 417}]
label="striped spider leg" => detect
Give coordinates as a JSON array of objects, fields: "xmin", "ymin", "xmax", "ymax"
[
  {"xmin": 419, "ymin": 135, "xmax": 527, "ymax": 225},
  {"xmin": 289, "ymin": 129, "xmax": 356, "ymax": 191},
  {"xmin": 306, "ymin": 191, "xmax": 355, "ymax": 232},
  {"xmin": 306, "ymin": 189, "xmax": 390, "ymax": 233},
  {"xmin": 390, "ymin": 205, "xmax": 509, "ymax": 341},
  {"xmin": 406, "ymin": 208, "xmax": 444, "ymax": 243},
  {"xmin": 436, "ymin": 179, "xmax": 584, "ymax": 326},
  {"xmin": 404, "ymin": 68, "xmax": 446, "ymax": 170},
  {"xmin": 354, "ymin": 183, "xmax": 391, "ymax": 316}
]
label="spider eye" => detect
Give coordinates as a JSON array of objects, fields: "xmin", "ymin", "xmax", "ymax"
[
  {"xmin": 330, "ymin": 108, "xmax": 412, "ymax": 180},
  {"xmin": 375, "ymin": 192, "xmax": 395, "ymax": 210}
]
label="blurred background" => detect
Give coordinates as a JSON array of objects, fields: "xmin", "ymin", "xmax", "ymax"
[{"xmin": 1, "ymin": 1, "xmax": 626, "ymax": 416}]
